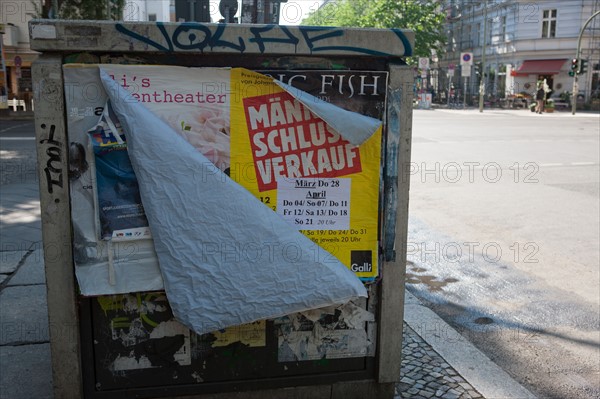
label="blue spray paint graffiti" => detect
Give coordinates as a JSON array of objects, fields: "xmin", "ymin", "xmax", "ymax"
[
  {"xmin": 115, "ymin": 22, "xmax": 413, "ymax": 56},
  {"xmin": 249, "ymin": 25, "xmax": 300, "ymax": 54}
]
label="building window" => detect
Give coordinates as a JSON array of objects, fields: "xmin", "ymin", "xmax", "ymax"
[
  {"xmin": 542, "ymin": 9, "xmax": 556, "ymax": 38},
  {"xmin": 500, "ymin": 16, "xmax": 506, "ymax": 41},
  {"xmin": 475, "ymin": 22, "xmax": 481, "ymax": 47},
  {"xmin": 463, "ymin": 24, "xmax": 472, "ymax": 48},
  {"xmin": 148, "ymin": 13, "xmax": 157, "ymax": 22},
  {"xmin": 170, "ymin": 0, "xmax": 176, "ymax": 22}
]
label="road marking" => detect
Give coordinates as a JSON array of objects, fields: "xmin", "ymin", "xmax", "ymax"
[
  {"xmin": 427, "ymin": 139, "xmax": 598, "ymax": 144},
  {"xmin": 539, "ymin": 162, "xmax": 598, "ymax": 167},
  {"xmin": 0, "ymin": 137, "xmax": 36, "ymax": 141},
  {"xmin": 0, "ymin": 122, "xmax": 32, "ymax": 134}
]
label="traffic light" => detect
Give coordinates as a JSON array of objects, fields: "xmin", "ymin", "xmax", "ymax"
[
  {"xmin": 475, "ymin": 62, "xmax": 481, "ymax": 76},
  {"xmin": 571, "ymin": 58, "xmax": 579, "ymax": 73},
  {"xmin": 579, "ymin": 59, "xmax": 588, "ymax": 74}
]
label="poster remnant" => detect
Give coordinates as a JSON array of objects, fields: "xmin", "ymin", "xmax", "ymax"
[
  {"xmin": 276, "ymin": 301, "xmax": 375, "ymax": 361},
  {"xmin": 64, "ymin": 65, "xmax": 384, "ymax": 294},
  {"xmin": 212, "ymin": 321, "xmax": 266, "ymax": 348},
  {"xmin": 88, "ymin": 102, "xmax": 149, "ymax": 240},
  {"xmin": 91, "ymin": 292, "xmax": 373, "ymax": 387},
  {"xmin": 276, "ymin": 177, "xmax": 352, "ymax": 231},
  {"xmin": 96, "ymin": 293, "xmax": 191, "ymax": 371},
  {"xmin": 230, "ymin": 69, "xmax": 385, "ymax": 281}
]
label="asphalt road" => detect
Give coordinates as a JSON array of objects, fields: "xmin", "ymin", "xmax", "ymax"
[
  {"xmin": 0, "ymin": 120, "xmax": 37, "ymax": 185},
  {"xmin": 407, "ymin": 109, "xmax": 600, "ymax": 399}
]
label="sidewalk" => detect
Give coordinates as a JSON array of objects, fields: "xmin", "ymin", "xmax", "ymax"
[
  {"xmin": 0, "ymin": 110, "xmax": 35, "ymax": 121},
  {"xmin": 0, "ymin": 182, "xmax": 535, "ymax": 399},
  {"xmin": 417, "ymin": 103, "xmax": 599, "ymax": 118},
  {"xmin": 0, "ymin": 183, "xmax": 51, "ymax": 399}
]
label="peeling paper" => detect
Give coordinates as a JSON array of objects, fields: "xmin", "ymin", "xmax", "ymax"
[
  {"xmin": 112, "ymin": 354, "xmax": 153, "ymax": 371},
  {"xmin": 339, "ymin": 302, "xmax": 375, "ymax": 329},
  {"xmin": 110, "ymin": 334, "xmax": 189, "ymax": 371},
  {"xmin": 149, "ymin": 320, "xmax": 188, "ymax": 338},
  {"xmin": 100, "ymin": 71, "xmax": 367, "ymax": 336},
  {"xmin": 274, "ymin": 80, "xmax": 382, "ymax": 146},
  {"xmin": 101, "ymin": 294, "xmax": 192, "ymax": 370},
  {"xmin": 212, "ymin": 321, "xmax": 266, "ymax": 347},
  {"xmin": 279, "ymin": 329, "xmax": 369, "ymax": 361},
  {"xmin": 298, "ymin": 302, "xmax": 374, "ymax": 328},
  {"xmin": 149, "ymin": 321, "xmax": 191, "ymax": 366},
  {"xmin": 299, "ymin": 305, "xmax": 338, "ymax": 323},
  {"xmin": 277, "ymin": 302, "xmax": 375, "ymax": 361}
]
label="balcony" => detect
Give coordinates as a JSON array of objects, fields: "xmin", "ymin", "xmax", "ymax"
[{"xmin": 2, "ymin": 24, "xmax": 20, "ymax": 47}]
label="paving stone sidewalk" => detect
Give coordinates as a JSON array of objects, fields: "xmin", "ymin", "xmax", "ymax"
[{"xmin": 395, "ymin": 324, "xmax": 483, "ymax": 399}]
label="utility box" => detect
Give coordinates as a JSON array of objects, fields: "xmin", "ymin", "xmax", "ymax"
[{"xmin": 30, "ymin": 20, "xmax": 414, "ymax": 399}]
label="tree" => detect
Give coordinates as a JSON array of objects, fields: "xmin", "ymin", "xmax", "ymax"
[
  {"xmin": 33, "ymin": 0, "xmax": 125, "ymax": 20},
  {"xmin": 302, "ymin": 0, "xmax": 446, "ymax": 61}
]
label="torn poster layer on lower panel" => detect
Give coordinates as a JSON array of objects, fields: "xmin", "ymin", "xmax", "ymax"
[
  {"xmin": 212, "ymin": 321, "xmax": 266, "ymax": 348},
  {"xmin": 276, "ymin": 301, "xmax": 375, "ymax": 361},
  {"xmin": 97, "ymin": 293, "xmax": 192, "ymax": 373}
]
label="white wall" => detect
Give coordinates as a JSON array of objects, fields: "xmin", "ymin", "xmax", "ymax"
[
  {"xmin": 146, "ymin": 0, "xmax": 170, "ymax": 21},
  {"xmin": 514, "ymin": 0, "xmax": 590, "ymax": 40},
  {"xmin": 123, "ymin": 0, "xmax": 171, "ymax": 22},
  {"xmin": 1, "ymin": 0, "xmax": 40, "ymax": 47}
]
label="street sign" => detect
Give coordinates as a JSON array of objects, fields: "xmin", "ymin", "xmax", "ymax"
[
  {"xmin": 460, "ymin": 52, "xmax": 473, "ymax": 66},
  {"xmin": 418, "ymin": 57, "xmax": 430, "ymax": 70},
  {"xmin": 461, "ymin": 65, "xmax": 471, "ymax": 77},
  {"xmin": 448, "ymin": 63, "xmax": 455, "ymax": 77}
]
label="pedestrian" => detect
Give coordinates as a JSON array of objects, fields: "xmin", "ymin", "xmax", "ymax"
[{"xmin": 535, "ymin": 80, "xmax": 545, "ymax": 114}]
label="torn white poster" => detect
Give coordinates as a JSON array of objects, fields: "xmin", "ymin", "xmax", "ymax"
[{"xmin": 100, "ymin": 71, "xmax": 367, "ymax": 335}]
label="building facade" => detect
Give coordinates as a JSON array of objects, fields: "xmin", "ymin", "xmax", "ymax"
[
  {"xmin": 1, "ymin": 0, "xmax": 40, "ymax": 105},
  {"xmin": 0, "ymin": 0, "xmax": 176, "ymax": 107},
  {"xmin": 123, "ymin": 0, "xmax": 173, "ymax": 22},
  {"xmin": 437, "ymin": 0, "xmax": 600, "ymax": 105}
]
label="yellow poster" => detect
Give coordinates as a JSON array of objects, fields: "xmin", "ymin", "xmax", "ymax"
[
  {"xmin": 230, "ymin": 69, "xmax": 382, "ymax": 280},
  {"xmin": 212, "ymin": 320, "xmax": 266, "ymax": 347}
]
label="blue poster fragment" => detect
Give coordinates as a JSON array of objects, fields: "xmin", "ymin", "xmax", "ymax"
[{"xmin": 88, "ymin": 103, "xmax": 149, "ymax": 240}]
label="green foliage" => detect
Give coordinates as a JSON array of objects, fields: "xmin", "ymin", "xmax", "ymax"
[
  {"xmin": 31, "ymin": 0, "xmax": 125, "ymax": 20},
  {"xmin": 302, "ymin": 0, "xmax": 447, "ymax": 62}
]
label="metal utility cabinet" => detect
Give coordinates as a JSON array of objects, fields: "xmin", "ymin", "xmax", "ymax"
[{"xmin": 30, "ymin": 20, "xmax": 414, "ymax": 399}]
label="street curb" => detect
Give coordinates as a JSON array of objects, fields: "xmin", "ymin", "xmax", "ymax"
[
  {"xmin": 419, "ymin": 108, "xmax": 599, "ymax": 117},
  {"xmin": 403, "ymin": 291, "xmax": 537, "ymax": 399},
  {"xmin": 0, "ymin": 116, "xmax": 35, "ymax": 121}
]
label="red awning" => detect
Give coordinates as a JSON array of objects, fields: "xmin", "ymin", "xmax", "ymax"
[{"xmin": 516, "ymin": 59, "xmax": 567, "ymax": 75}]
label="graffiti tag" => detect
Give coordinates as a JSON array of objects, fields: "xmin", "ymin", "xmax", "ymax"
[
  {"xmin": 115, "ymin": 23, "xmax": 412, "ymax": 56},
  {"xmin": 39, "ymin": 124, "xmax": 63, "ymax": 195}
]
